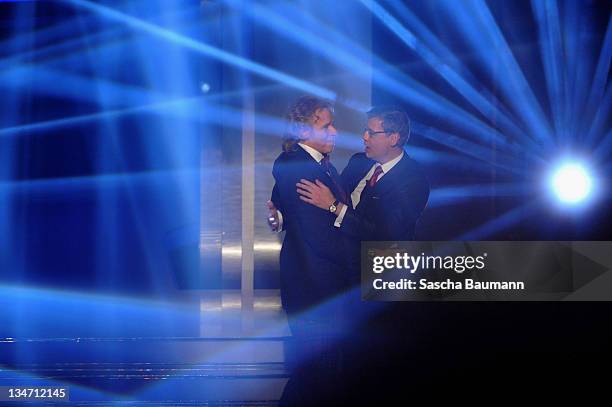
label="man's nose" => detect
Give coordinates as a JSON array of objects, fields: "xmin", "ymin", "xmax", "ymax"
[{"xmin": 363, "ymin": 131, "xmax": 369, "ymax": 142}]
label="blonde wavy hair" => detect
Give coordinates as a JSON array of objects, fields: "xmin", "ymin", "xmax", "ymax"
[{"xmin": 282, "ymin": 96, "xmax": 334, "ymax": 152}]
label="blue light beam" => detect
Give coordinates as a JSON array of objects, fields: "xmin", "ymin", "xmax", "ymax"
[
  {"xmin": 227, "ymin": 0, "xmax": 535, "ymax": 164},
  {"xmin": 531, "ymin": 0, "xmax": 565, "ymax": 144},
  {"xmin": 364, "ymin": 0, "xmax": 543, "ymax": 153},
  {"xmin": 441, "ymin": 0, "xmax": 555, "ymax": 148},
  {"xmin": 67, "ymin": 0, "xmax": 336, "ymax": 100}
]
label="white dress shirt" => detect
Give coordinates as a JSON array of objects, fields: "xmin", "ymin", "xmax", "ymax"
[
  {"xmin": 334, "ymin": 151, "xmax": 404, "ymax": 227},
  {"xmin": 297, "ymin": 142, "xmax": 324, "ymax": 163}
]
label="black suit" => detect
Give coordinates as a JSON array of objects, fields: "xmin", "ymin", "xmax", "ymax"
[
  {"xmin": 339, "ymin": 151, "xmax": 429, "ymax": 242},
  {"xmin": 332, "ymin": 151, "xmax": 429, "ymax": 283},
  {"xmin": 337, "ymin": 152, "xmax": 430, "ymax": 401},
  {"xmin": 273, "ymin": 149, "xmax": 430, "ymax": 404},
  {"xmin": 272, "ymin": 145, "xmax": 348, "ymax": 318},
  {"xmin": 272, "ymin": 145, "xmax": 350, "ymax": 405}
]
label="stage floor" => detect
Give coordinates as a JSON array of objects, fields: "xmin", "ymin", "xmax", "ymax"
[{"xmin": 0, "ymin": 288, "xmax": 290, "ymax": 405}]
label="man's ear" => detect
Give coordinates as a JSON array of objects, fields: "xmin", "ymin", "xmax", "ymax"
[
  {"xmin": 312, "ymin": 109, "xmax": 322, "ymax": 125},
  {"xmin": 389, "ymin": 132, "xmax": 400, "ymax": 147}
]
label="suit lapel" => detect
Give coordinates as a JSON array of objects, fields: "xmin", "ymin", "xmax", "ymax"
[
  {"xmin": 349, "ymin": 155, "xmax": 377, "ymax": 192},
  {"xmin": 295, "ymin": 145, "xmax": 328, "ymax": 178},
  {"xmin": 325, "ymin": 162, "xmax": 348, "ymax": 203},
  {"xmin": 296, "ymin": 146, "xmax": 346, "ymax": 201},
  {"xmin": 367, "ymin": 153, "xmax": 409, "ymax": 197}
]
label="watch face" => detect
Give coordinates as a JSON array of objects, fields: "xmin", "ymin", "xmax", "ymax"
[{"xmin": 329, "ymin": 204, "xmax": 336, "ymax": 213}]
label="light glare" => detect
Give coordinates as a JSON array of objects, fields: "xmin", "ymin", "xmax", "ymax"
[{"xmin": 551, "ymin": 163, "xmax": 592, "ymax": 203}]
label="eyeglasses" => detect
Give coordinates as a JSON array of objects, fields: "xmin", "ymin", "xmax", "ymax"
[{"xmin": 363, "ymin": 127, "xmax": 388, "ymax": 137}]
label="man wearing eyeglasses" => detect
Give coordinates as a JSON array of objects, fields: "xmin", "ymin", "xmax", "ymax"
[
  {"xmin": 298, "ymin": 106, "xmax": 428, "ymax": 244},
  {"xmin": 270, "ymin": 106, "xmax": 429, "ymax": 271}
]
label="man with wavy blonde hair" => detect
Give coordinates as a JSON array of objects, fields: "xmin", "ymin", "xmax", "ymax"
[{"xmin": 271, "ymin": 95, "xmax": 349, "ymax": 404}]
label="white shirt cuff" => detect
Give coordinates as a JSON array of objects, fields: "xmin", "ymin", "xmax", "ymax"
[
  {"xmin": 334, "ymin": 205, "xmax": 348, "ymax": 228},
  {"xmin": 277, "ymin": 210, "xmax": 284, "ymax": 233}
]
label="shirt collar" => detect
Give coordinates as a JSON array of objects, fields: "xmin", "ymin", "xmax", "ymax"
[
  {"xmin": 377, "ymin": 151, "xmax": 404, "ymax": 174},
  {"xmin": 298, "ymin": 142, "xmax": 325, "ymax": 164}
]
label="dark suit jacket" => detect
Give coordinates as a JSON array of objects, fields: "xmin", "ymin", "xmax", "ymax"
[
  {"xmin": 272, "ymin": 146, "xmax": 348, "ymax": 317},
  {"xmin": 339, "ymin": 153, "xmax": 431, "ymax": 364},
  {"xmin": 339, "ymin": 151, "xmax": 430, "ymax": 242}
]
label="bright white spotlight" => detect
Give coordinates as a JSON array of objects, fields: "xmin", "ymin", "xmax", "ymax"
[{"xmin": 551, "ymin": 163, "xmax": 592, "ymax": 204}]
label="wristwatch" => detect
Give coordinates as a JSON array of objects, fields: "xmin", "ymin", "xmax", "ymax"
[{"xmin": 329, "ymin": 199, "xmax": 340, "ymax": 213}]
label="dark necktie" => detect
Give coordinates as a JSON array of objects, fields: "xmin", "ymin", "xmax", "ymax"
[
  {"xmin": 367, "ymin": 165, "xmax": 384, "ymax": 188},
  {"xmin": 321, "ymin": 155, "xmax": 348, "ymax": 203}
]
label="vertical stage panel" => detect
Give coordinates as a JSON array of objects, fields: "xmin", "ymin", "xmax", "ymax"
[
  {"xmin": 197, "ymin": 2, "xmax": 225, "ymax": 289},
  {"xmin": 242, "ymin": 91, "xmax": 255, "ymax": 311}
]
